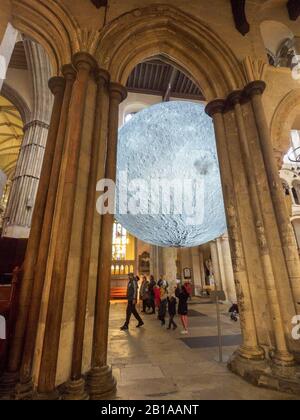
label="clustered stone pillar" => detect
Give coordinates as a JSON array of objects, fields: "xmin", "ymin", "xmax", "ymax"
[
  {"xmin": 206, "ymin": 81, "xmax": 300, "ymax": 390},
  {"xmin": 87, "ymin": 83, "xmax": 127, "ymax": 400},
  {"xmin": 36, "ymin": 53, "xmax": 98, "ymax": 399},
  {"xmin": 229, "ymin": 89, "xmax": 293, "ymax": 366},
  {"xmin": 15, "ymin": 66, "xmax": 76, "ymax": 399},
  {"xmin": 0, "ymin": 50, "xmax": 128, "ymax": 399},
  {"xmin": 0, "ymin": 76, "xmax": 66, "ymax": 397},
  {"xmin": 64, "ymin": 69, "xmax": 110, "ymax": 400},
  {"xmin": 2, "ymin": 38, "xmax": 53, "ymax": 239},
  {"xmin": 246, "ymin": 81, "xmax": 300, "ymax": 313},
  {"xmin": 206, "ymin": 100, "xmax": 264, "ymax": 362}
]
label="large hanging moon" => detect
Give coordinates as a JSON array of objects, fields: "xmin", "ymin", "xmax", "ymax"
[{"xmin": 115, "ymin": 101, "xmax": 227, "ymax": 248}]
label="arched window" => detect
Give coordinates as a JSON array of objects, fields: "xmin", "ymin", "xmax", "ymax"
[
  {"xmin": 111, "ymin": 222, "xmax": 136, "ymax": 285},
  {"xmin": 112, "ymin": 222, "xmax": 128, "ymax": 261}
]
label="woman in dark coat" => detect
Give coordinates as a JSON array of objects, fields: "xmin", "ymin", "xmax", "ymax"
[{"xmin": 175, "ymin": 285, "xmax": 189, "ymax": 334}]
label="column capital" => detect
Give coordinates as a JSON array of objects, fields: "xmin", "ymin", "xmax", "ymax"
[
  {"xmin": 62, "ymin": 64, "xmax": 77, "ymax": 81},
  {"xmin": 244, "ymin": 80, "xmax": 266, "ymax": 99},
  {"xmin": 95, "ymin": 68, "xmax": 110, "ymax": 86},
  {"xmin": 72, "ymin": 52, "xmax": 98, "ymax": 73},
  {"xmin": 109, "ymin": 82, "xmax": 127, "ymax": 103},
  {"xmin": 205, "ymin": 99, "xmax": 226, "ymax": 117},
  {"xmin": 227, "ymin": 90, "xmax": 244, "ymax": 107},
  {"xmin": 48, "ymin": 77, "xmax": 66, "ymax": 96},
  {"xmin": 23, "ymin": 120, "xmax": 50, "ymax": 132}
]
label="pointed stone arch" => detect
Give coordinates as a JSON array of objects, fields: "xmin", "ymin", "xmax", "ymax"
[
  {"xmin": 96, "ymin": 5, "xmax": 246, "ymax": 100},
  {"xmin": 10, "ymin": 0, "xmax": 81, "ymax": 74},
  {"xmin": 1, "ymin": 82, "xmax": 31, "ymax": 124},
  {"xmin": 270, "ymin": 88, "xmax": 300, "ymax": 154}
]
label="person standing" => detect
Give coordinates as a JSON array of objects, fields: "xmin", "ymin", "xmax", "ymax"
[
  {"xmin": 148, "ymin": 275, "xmax": 156, "ymax": 314},
  {"xmin": 121, "ymin": 273, "xmax": 144, "ymax": 330},
  {"xmin": 153, "ymin": 283, "xmax": 161, "ymax": 316},
  {"xmin": 158, "ymin": 281, "xmax": 168, "ymax": 326},
  {"xmin": 175, "ymin": 284, "xmax": 189, "ymax": 334},
  {"xmin": 167, "ymin": 295, "xmax": 177, "ymax": 330},
  {"xmin": 157, "ymin": 276, "xmax": 163, "ymax": 288},
  {"xmin": 140, "ymin": 276, "xmax": 150, "ymax": 313}
]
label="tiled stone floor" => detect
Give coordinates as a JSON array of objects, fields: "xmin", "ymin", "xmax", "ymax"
[{"xmin": 108, "ymin": 298, "xmax": 300, "ymax": 400}]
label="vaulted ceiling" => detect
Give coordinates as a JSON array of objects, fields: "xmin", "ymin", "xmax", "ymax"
[{"xmin": 0, "ymin": 96, "xmax": 23, "ymax": 180}]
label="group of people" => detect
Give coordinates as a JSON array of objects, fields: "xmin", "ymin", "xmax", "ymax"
[{"xmin": 120, "ymin": 273, "xmax": 191, "ymax": 334}]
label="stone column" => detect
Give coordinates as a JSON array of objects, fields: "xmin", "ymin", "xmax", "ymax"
[
  {"xmin": 246, "ymin": 81, "xmax": 300, "ymax": 314},
  {"xmin": 162, "ymin": 247, "xmax": 178, "ymax": 289},
  {"xmin": 0, "ymin": 76, "xmax": 66, "ymax": 397},
  {"xmin": 63, "ymin": 69, "xmax": 110, "ymax": 400},
  {"xmin": 87, "ymin": 82, "xmax": 127, "ymax": 400},
  {"xmin": 191, "ymin": 247, "xmax": 203, "ymax": 296},
  {"xmin": 220, "ymin": 234, "xmax": 237, "ymax": 303},
  {"xmin": 210, "ymin": 240, "xmax": 222, "ymax": 289},
  {"xmin": 36, "ymin": 53, "xmax": 97, "ymax": 398},
  {"xmin": 2, "ymin": 38, "xmax": 53, "ymax": 238},
  {"xmin": 229, "ymin": 90, "xmax": 293, "ymax": 366},
  {"xmin": 13, "ymin": 67, "xmax": 76, "ymax": 400},
  {"xmin": 215, "ymin": 238, "xmax": 228, "ymax": 298},
  {"xmin": 151, "ymin": 245, "xmax": 163, "ymax": 280},
  {"xmin": 205, "ymin": 101, "xmax": 264, "ymax": 361},
  {"xmin": 0, "ymin": 169, "xmax": 7, "ymax": 201}
]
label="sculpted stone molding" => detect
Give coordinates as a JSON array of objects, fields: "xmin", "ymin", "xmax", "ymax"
[
  {"xmin": 11, "ymin": 0, "xmax": 80, "ymax": 74},
  {"xmin": 96, "ymin": 5, "xmax": 245, "ymax": 100},
  {"xmin": 109, "ymin": 82, "xmax": 128, "ymax": 103},
  {"xmin": 240, "ymin": 57, "xmax": 268, "ymax": 84},
  {"xmin": 206, "ymin": 81, "xmax": 267, "ymax": 114}
]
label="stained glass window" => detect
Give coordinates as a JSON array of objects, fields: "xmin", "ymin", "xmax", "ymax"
[{"xmin": 112, "ymin": 222, "xmax": 129, "ymax": 261}]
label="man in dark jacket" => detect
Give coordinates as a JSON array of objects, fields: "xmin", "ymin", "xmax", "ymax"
[
  {"xmin": 121, "ymin": 274, "xmax": 144, "ymax": 330},
  {"xmin": 148, "ymin": 275, "xmax": 156, "ymax": 314}
]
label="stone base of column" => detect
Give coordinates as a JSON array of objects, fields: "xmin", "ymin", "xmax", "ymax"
[
  {"xmin": 87, "ymin": 366, "xmax": 117, "ymax": 400},
  {"xmin": 34, "ymin": 390, "xmax": 60, "ymax": 400},
  {"xmin": 229, "ymin": 351, "xmax": 300, "ymax": 396},
  {"xmin": 238, "ymin": 344, "xmax": 265, "ymax": 361},
  {"xmin": 270, "ymin": 350, "xmax": 295, "ymax": 368},
  {"xmin": 0, "ymin": 371, "xmax": 19, "ymax": 399},
  {"xmin": 63, "ymin": 378, "xmax": 89, "ymax": 400},
  {"xmin": 14, "ymin": 378, "xmax": 34, "ymax": 400}
]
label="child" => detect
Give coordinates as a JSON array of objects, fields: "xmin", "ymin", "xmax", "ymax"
[{"xmin": 167, "ymin": 295, "xmax": 177, "ymax": 330}]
